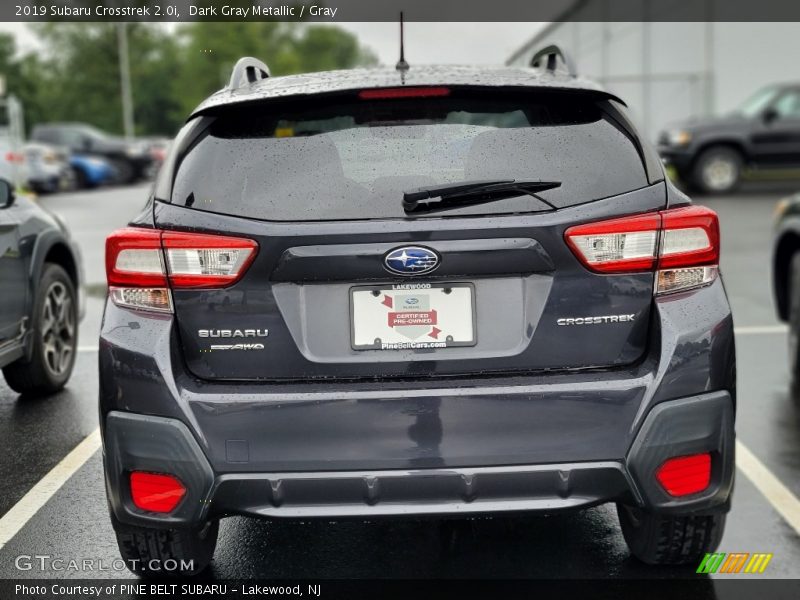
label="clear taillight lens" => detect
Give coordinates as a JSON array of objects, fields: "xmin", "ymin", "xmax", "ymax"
[
  {"xmin": 656, "ymin": 266, "xmax": 718, "ymax": 294},
  {"xmin": 109, "ymin": 288, "xmax": 173, "ymax": 313},
  {"xmin": 105, "ymin": 228, "xmax": 258, "ymax": 312},
  {"xmin": 161, "ymin": 232, "xmax": 257, "ymax": 288},
  {"xmin": 565, "ymin": 206, "xmax": 720, "ymax": 295},
  {"xmin": 565, "ymin": 212, "xmax": 661, "ymax": 273}
]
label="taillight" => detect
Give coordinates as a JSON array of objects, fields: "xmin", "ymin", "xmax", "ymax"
[
  {"xmin": 105, "ymin": 227, "xmax": 258, "ymax": 312},
  {"xmin": 565, "ymin": 213, "xmax": 660, "ymax": 273},
  {"xmin": 161, "ymin": 231, "xmax": 258, "ymax": 288},
  {"xmin": 5, "ymin": 151, "xmax": 25, "ymax": 164},
  {"xmin": 655, "ymin": 453, "xmax": 712, "ymax": 497},
  {"xmin": 130, "ymin": 471, "xmax": 186, "ymax": 513},
  {"xmin": 656, "ymin": 206, "xmax": 719, "ymax": 294},
  {"xmin": 565, "ymin": 205, "xmax": 719, "ymax": 295}
]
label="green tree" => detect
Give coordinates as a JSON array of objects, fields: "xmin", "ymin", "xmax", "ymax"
[
  {"xmin": 0, "ymin": 33, "xmax": 44, "ymax": 130},
  {"xmin": 4, "ymin": 22, "xmax": 378, "ymax": 137},
  {"xmin": 294, "ymin": 25, "xmax": 379, "ymax": 73},
  {"xmin": 31, "ymin": 23, "xmax": 182, "ymax": 136}
]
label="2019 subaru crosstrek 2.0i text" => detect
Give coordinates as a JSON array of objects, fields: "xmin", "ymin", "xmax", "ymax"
[{"xmin": 101, "ymin": 55, "xmax": 736, "ymax": 575}]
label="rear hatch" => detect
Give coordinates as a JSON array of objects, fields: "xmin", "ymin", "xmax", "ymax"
[{"xmin": 155, "ymin": 87, "xmax": 665, "ymax": 381}]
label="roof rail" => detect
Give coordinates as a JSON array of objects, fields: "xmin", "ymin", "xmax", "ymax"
[
  {"xmin": 227, "ymin": 57, "xmax": 270, "ymax": 90},
  {"xmin": 530, "ymin": 45, "xmax": 577, "ymax": 78}
]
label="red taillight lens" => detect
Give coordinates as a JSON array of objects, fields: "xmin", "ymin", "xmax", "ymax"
[
  {"xmin": 565, "ymin": 205, "xmax": 720, "ymax": 294},
  {"xmin": 655, "ymin": 453, "xmax": 712, "ymax": 497},
  {"xmin": 658, "ymin": 206, "xmax": 719, "ymax": 269},
  {"xmin": 106, "ymin": 228, "xmax": 166, "ymax": 287},
  {"xmin": 358, "ymin": 86, "xmax": 451, "ymax": 100},
  {"xmin": 130, "ymin": 472, "xmax": 186, "ymax": 513},
  {"xmin": 105, "ymin": 227, "xmax": 258, "ymax": 312}
]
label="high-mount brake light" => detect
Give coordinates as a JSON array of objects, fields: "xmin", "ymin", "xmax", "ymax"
[
  {"xmin": 105, "ymin": 228, "xmax": 258, "ymax": 312},
  {"xmin": 358, "ymin": 87, "xmax": 451, "ymax": 100},
  {"xmin": 565, "ymin": 206, "xmax": 720, "ymax": 295}
]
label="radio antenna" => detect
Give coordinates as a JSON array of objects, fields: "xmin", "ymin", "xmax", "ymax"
[{"xmin": 395, "ymin": 12, "xmax": 409, "ymax": 72}]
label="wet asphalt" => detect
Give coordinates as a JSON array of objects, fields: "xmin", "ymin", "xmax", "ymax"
[{"xmin": 0, "ymin": 182, "xmax": 798, "ymax": 582}]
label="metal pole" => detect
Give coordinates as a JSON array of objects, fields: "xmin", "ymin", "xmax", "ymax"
[
  {"xmin": 7, "ymin": 95, "xmax": 24, "ymax": 188},
  {"xmin": 704, "ymin": 12, "xmax": 715, "ymax": 116},
  {"xmin": 117, "ymin": 23, "xmax": 135, "ymax": 140}
]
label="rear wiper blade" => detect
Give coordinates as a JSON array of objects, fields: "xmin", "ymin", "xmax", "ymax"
[{"xmin": 402, "ymin": 179, "xmax": 561, "ymax": 214}]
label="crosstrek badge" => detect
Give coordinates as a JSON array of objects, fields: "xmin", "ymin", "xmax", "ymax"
[{"xmin": 557, "ymin": 314, "xmax": 636, "ymax": 326}]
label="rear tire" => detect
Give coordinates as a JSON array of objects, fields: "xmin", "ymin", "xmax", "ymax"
[
  {"xmin": 111, "ymin": 513, "xmax": 218, "ymax": 577},
  {"xmin": 3, "ymin": 264, "xmax": 78, "ymax": 396},
  {"xmin": 787, "ymin": 253, "xmax": 800, "ymax": 390},
  {"xmin": 617, "ymin": 504, "xmax": 726, "ymax": 565},
  {"xmin": 691, "ymin": 146, "xmax": 743, "ymax": 194}
]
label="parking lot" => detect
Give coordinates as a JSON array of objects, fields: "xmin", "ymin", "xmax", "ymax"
[{"xmin": 0, "ymin": 182, "xmax": 798, "ymax": 582}]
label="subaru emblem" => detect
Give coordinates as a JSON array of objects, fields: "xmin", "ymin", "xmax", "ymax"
[{"xmin": 384, "ymin": 246, "xmax": 440, "ymax": 276}]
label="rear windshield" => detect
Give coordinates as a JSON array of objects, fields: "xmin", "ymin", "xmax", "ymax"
[{"xmin": 172, "ymin": 89, "xmax": 648, "ymax": 221}]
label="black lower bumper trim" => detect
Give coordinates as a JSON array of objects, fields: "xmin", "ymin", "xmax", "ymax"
[
  {"xmin": 210, "ymin": 463, "xmax": 634, "ymax": 519},
  {"xmin": 626, "ymin": 390, "xmax": 735, "ymax": 514},
  {"xmin": 104, "ymin": 412, "xmax": 215, "ymax": 527}
]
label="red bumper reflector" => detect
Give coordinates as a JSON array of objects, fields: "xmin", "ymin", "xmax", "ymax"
[
  {"xmin": 130, "ymin": 472, "xmax": 186, "ymax": 513},
  {"xmin": 655, "ymin": 453, "xmax": 712, "ymax": 497}
]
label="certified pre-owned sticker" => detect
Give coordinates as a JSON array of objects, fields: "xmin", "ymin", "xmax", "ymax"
[{"xmin": 557, "ymin": 314, "xmax": 635, "ymax": 326}]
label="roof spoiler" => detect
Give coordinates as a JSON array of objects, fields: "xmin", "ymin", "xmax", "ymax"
[
  {"xmin": 530, "ymin": 45, "xmax": 577, "ymax": 78},
  {"xmin": 227, "ymin": 57, "xmax": 270, "ymax": 90}
]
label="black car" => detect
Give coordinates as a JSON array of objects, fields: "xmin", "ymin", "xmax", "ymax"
[
  {"xmin": 101, "ymin": 52, "xmax": 735, "ymax": 575},
  {"xmin": 30, "ymin": 122, "xmax": 153, "ymax": 185},
  {"xmin": 659, "ymin": 83, "xmax": 800, "ymax": 194},
  {"xmin": 0, "ymin": 179, "xmax": 82, "ymax": 395}
]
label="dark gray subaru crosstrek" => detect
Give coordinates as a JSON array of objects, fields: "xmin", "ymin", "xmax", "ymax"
[{"xmin": 101, "ymin": 51, "xmax": 736, "ymax": 575}]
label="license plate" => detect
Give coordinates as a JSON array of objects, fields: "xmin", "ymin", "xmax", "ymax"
[{"xmin": 350, "ymin": 283, "xmax": 476, "ymax": 350}]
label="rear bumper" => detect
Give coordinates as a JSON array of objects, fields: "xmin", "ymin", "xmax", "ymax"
[
  {"xmin": 100, "ymin": 277, "xmax": 736, "ymax": 527},
  {"xmin": 104, "ymin": 390, "xmax": 734, "ymax": 526}
]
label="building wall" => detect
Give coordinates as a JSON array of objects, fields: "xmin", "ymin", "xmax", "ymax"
[
  {"xmin": 507, "ymin": 15, "xmax": 800, "ymax": 142},
  {"xmin": 713, "ymin": 23, "xmax": 800, "ymax": 114}
]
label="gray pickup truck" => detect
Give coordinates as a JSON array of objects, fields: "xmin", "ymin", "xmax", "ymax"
[{"xmin": 659, "ymin": 83, "xmax": 800, "ymax": 193}]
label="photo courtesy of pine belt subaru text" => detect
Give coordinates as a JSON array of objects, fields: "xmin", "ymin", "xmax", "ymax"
[{"xmin": 100, "ymin": 51, "xmax": 736, "ymax": 575}]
